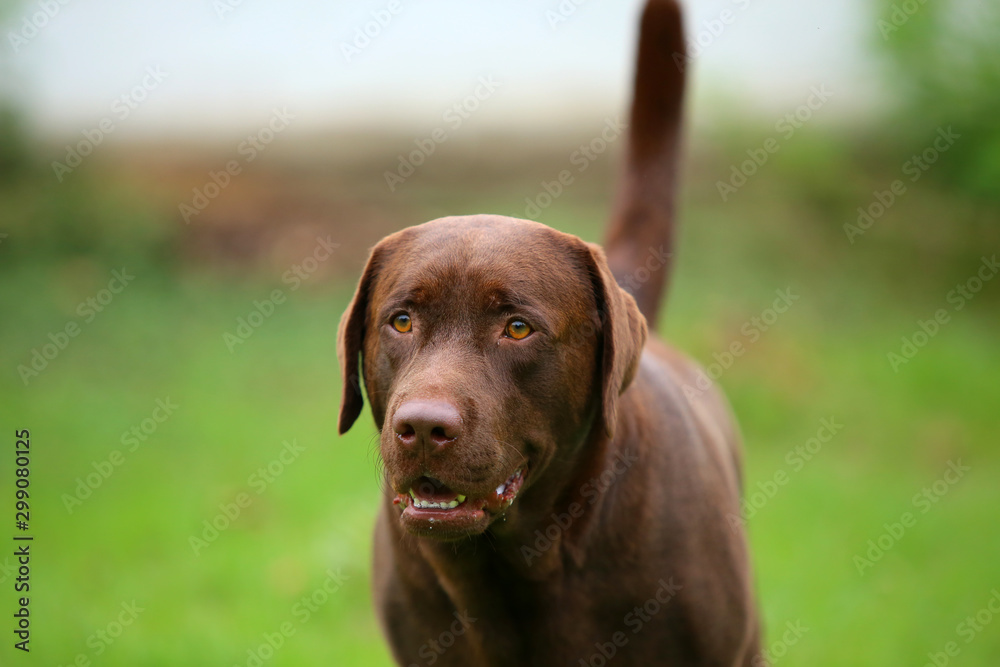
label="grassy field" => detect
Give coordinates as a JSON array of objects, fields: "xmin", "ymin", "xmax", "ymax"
[{"xmin": 1, "ymin": 132, "xmax": 998, "ymax": 665}]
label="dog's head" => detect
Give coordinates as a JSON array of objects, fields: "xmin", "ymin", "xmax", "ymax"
[{"xmin": 338, "ymin": 215, "xmax": 646, "ymax": 539}]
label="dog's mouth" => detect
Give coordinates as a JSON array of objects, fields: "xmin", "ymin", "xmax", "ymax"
[{"xmin": 392, "ymin": 467, "xmax": 527, "ymax": 537}]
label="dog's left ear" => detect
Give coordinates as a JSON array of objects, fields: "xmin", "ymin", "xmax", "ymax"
[
  {"xmin": 337, "ymin": 241, "xmax": 391, "ymax": 435},
  {"xmin": 581, "ymin": 242, "xmax": 648, "ymax": 439}
]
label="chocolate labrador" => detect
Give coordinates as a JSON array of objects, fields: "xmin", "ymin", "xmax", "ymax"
[{"xmin": 337, "ymin": 0, "xmax": 763, "ymax": 664}]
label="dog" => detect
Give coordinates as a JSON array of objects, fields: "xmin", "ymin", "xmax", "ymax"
[{"xmin": 337, "ymin": 0, "xmax": 763, "ymax": 663}]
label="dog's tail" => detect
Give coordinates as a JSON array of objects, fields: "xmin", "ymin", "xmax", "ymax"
[{"xmin": 604, "ymin": 0, "xmax": 686, "ymax": 331}]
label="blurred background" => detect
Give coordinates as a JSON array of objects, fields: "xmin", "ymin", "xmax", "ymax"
[{"xmin": 1, "ymin": 0, "xmax": 998, "ymax": 664}]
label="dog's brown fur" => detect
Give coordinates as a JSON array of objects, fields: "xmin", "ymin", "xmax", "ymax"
[{"xmin": 338, "ymin": 1, "xmax": 762, "ymax": 664}]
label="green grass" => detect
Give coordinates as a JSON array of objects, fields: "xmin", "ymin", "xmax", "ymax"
[
  {"xmin": 1, "ymin": 144, "xmax": 999, "ymax": 665},
  {"xmin": 1, "ymin": 269, "xmax": 392, "ymax": 664}
]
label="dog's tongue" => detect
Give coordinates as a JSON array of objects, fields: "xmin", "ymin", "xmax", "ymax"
[{"xmin": 412, "ymin": 476, "xmax": 459, "ymax": 502}]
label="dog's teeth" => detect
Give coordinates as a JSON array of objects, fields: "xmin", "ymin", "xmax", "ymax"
[{"xmin": 407, "ymin": 492, "xmax": 466, "ymax": 510}]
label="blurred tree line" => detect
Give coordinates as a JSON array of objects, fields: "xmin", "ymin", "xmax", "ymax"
[
  {"xmin": 0, "ymin": 105, "xmax": 175, "ymax": 269},
  {"xmin": 874, "ymin": 0, "xmax": 1000, "ymax": 205},
  {"xmin": 0, "ymin": 0, "xmax": 995, "ymax": 273}
]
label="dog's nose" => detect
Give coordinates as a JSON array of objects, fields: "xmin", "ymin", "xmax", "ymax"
[{"xmin": 392, "ymin": 400, "xmax": 462, "ymax": 453}]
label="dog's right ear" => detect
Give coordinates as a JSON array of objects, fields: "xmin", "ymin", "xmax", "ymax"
[
  {"xmin": 337, "ymin": 241, "xmax": 390, "ymax": 435},
  {"xmin": 579, "ymin": 241, "xmax": 648, "ymax": 440}
]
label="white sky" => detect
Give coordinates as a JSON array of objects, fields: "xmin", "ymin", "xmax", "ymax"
[{"xmin": 1, "ymin": 0, "xmax": 882, "ymax": 140}]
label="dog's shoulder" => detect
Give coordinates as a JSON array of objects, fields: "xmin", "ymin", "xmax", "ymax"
[{"xmin": 623, "ymin": 337, "xmax": 745, "ymax": 498}]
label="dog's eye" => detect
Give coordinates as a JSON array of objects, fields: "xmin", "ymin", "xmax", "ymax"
[
  {"xmin": 392, "ymin": 313, "xmax": 412, "ymax": 333},
  {"xmin": 504, "ymin": 320, "xmax": 532, "ymax": 340}
]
